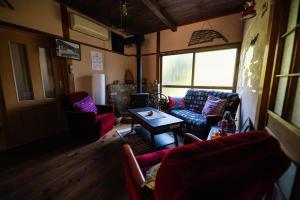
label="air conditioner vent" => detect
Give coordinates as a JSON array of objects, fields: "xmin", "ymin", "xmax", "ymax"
[{"xmin": 70, "ymin": 13, "xmax": 109, "ymax": 41}]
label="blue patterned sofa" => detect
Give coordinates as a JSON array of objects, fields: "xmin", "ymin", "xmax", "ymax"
[{"xmin": 169, "ymin": 89, "xmax": 240, "ymax": 139}]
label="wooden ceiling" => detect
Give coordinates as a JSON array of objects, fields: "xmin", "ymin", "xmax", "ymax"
[{"xmin": 60, "ymin": 0, "xmax": 245, "ymax": 35}]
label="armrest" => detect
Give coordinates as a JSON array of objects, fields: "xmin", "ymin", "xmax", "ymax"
[
  {"xmin": 136, "ymin": 148, "xmax": 173, "ymax": 169},
  {"xmin": 206, "ymin": 115, "xmax": 223, "ymax": 126},
  {"xmin": 66, "ymin": 111, "xmax": 96, "ymax": 123},
  {"xmin": 66, "ymin": 111, "xmax": 96, "ymax": 129},
  {"xmin": 122, "ymin": 144, "xmax": 145, "ymax": 188},
  {"xmin": 184, "ymin": 133, "xmax": 202, "ymax": 144},
  {"xmin": 96, "ymin": 104, "xmax": 115, "ymax": 114}
]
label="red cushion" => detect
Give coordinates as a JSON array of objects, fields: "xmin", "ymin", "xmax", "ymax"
[
  {"xmin": 96, "ymin": 113, "xmax": 115, "ymax": 137},
  {"xmin": 168, "ymin": 96, "xmax": 185, "ymax": 109}
]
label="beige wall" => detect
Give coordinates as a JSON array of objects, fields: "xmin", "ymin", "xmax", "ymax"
[
  {"xmin": 72, "ymin": 45, "xmax": 135, "ymax": 95},
  {"xmin": 142, "ymin": 55, "xmax": 157, "ymax": 84},
  {"xmin": 139, "ymin": 13, "xmax": 243, "ymax": 83},
  {"xmin": 0, "ymin": 0, "xmax": 63, "ymax": 36},
  {"xmin": 236, "ymin": 0, "xmax": 272, "ymax": 128},
  {"xmin": 160, "ymin": 13, "xmax": 243, "ymax": 52}
]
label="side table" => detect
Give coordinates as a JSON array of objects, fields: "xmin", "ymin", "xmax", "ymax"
[{"xmin": 207, "ymin": 125, "xmax": 235, "ymax": 140}]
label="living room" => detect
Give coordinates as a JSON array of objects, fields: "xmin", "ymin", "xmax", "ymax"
[{"xmin": 0, "ymin": 0, "xmax": 299, "ymax": 199}]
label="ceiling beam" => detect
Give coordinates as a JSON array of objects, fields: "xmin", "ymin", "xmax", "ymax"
[
  {"xmin": 2, "ymin": 0, "xmax": 14, "ymax": 10},
  {"xmin": 140, "ymin": 0, "xmax": 177, "ymax": 32}
]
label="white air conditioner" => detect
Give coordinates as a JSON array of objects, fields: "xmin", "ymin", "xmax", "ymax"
[{"xmin": 70, "ymin": 13, "xmax": 109, "ymax": 41}]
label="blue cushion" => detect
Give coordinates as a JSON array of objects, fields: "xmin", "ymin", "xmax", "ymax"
[{"xmin": 170, "ymin": 109, "xmax": 206, "ymax": 127}]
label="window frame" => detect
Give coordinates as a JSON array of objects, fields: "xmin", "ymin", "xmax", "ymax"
[
  {"xmin": 159, "ymin": 43, "xmax": 241, "ymax": 94},
  {"xmin": 269, "ymin": 0, "xmax": 300, "ymax": 121},
  {"xmin": 38, "ymin": 46, "xmax": 56, "ymax": 99}
]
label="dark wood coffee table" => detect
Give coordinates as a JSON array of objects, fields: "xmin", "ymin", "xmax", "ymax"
[{"xmin": 128, "ymin": 107, "xmax": 184, "ymax": 148}]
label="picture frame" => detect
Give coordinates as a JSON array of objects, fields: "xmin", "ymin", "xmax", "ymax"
[{"xmin": 55, "ymin": 38, "xmax": 81, "ymax": 60}]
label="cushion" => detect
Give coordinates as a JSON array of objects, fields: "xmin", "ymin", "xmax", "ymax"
[
  {"xmin": 142, "ymin": 163, "xmax": 161, "ymax": 190},
  {"xmin": 202, "ymin": 95, "xmax": 226, "ymax": 116},
  {"xmin": 170, "ymin": 109, "xmax": 206, "ymax": 127},
  {"xmin": 74, "ymin": 96, "xmax": 98, "ymax": 113},
  {"xmin": 184, "ymin": 90, "xmax": 209, "ymax": 111},
  {"xmin": 208, "ymin": 91, "xmax": 240, "ymax": 114},
  {"xmin": 168, "ymin": 96, "xmax": 185, "ymax": 109}
]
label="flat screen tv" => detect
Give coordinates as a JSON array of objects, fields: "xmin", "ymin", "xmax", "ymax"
[{"xmin": 55, "ymin": 38, "xmax": 81, "ymax": 60}]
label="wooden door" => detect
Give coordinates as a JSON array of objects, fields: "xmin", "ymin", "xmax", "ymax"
[
  {"xmin": 0, "ymin": 27, "xmax": 67, "ymax": 149},
  {"xmin": 264, "ymin": 0, "xmax": 300, "ymax": 199}
]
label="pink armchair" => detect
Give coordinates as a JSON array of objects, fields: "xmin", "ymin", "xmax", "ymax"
[
  {"xmin": 62, "ymin": 92, "xmax": 115, "ymax": 141},
  {"xmin": 122, "ymin": 131, "xmax": 290, "ymax": 200}
]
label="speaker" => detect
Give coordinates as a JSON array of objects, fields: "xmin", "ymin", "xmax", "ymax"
[{"xmin": 111, "ymin": 32, "xmax": 124, "ymax": 54}]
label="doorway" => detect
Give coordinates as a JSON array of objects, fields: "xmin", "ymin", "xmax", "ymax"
[{"xmin": 0, "ymin": 26, "xmax": 67, "ymax": 149}]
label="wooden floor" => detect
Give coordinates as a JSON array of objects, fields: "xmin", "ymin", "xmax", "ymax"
[{"xmin": 0, "ymin": 124, "xmax": 130, "ymax": 200}]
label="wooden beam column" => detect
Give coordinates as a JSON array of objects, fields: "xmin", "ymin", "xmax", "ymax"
[
  {"xmin": 156, "ymin": 31, "xmax": 160, "ymax": 82},
  {"xmin": 60, "ymin": 3, "xmax": 75, "ymax": 93}
]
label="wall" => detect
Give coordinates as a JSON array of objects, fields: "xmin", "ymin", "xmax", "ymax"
[
  {"xmin": 136, "ymin": 13, "xmax": 244, "ymax": 84},
  {"xmin": 66, "ymin": 8, "xmax": 136, "ymax": 96},
  {"xmin": 0, "ymin": 0, "xmax": 134, "ymax": 150},
  {"xmin": 0, "ymin": 0, "xmax": 63, "ymax": 36},
  {"xmin": 72, "ymin": 45, "xmax": 135, "ymax": 94},
  {"xmin": 236, "ymin": 0, "xmax": 272, "ymax": 128},
  {"xmin": 0, "ymin": 1, "xmax": 136, "ymax": 97}
]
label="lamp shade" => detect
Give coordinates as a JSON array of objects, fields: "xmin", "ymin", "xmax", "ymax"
[{"xmin": 92, "ymin": 74, "xmax": 105, "ymax": 105}]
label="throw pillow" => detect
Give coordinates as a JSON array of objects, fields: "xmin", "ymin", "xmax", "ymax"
[
  {"xmin": 73, "ymin": 96, "xmax": 98, "ymax": 113},
  {"xmin": 168, "ymin": 96, "xmax": 185, "ymax": 109},
  {"xmin": 202, "ymin": 95, "xmax": 226, "ymax": 116},
  {"xmin": 142, "ymin": 163, "xmax": 161, "ymax": 190}
]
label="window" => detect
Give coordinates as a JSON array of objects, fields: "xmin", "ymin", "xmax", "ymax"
[
  {"xmin": 194, "ymin": 49, "xmax": 237, "ymax": 87},
  {"xmin": 39, "ymin": 47, "xmax": 55, "ymax": 98},
  {"xmin": 161, "ymin": 47, "xmax": 239, "ymax": 97},
  {"xmin": 271, "ymin": 0, "xmax": 300, "ymax": 128},
  {"xmin": 162, "ymin": 53, "xmax": 193, "ymax": 86},
  {"xmin": 10, "ymin": 42, "xmax": 33, "ymax": 101}
]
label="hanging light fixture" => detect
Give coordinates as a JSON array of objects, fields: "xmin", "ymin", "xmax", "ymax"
[
  {"xmin": 120, "ymin": 0, "xmax": 128, "ymax": 17},
  {"xmin": 242, "ymin": 0, "xmax": 256, "ymax": 20},
  {"xmin": 120, "ymin": 0, "xmax": 128, "ymax": 32}
]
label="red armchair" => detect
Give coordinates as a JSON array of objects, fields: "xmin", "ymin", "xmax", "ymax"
[
  {"xmin": 122, "ymin": 131, "xmax": 290, "ymax": 200},
  {"xmin": 62, "ymin": 91, "xmax": 115, "ymax": 141}
]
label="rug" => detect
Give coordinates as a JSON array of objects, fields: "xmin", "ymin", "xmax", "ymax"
[{"xmin": 116, "ymin": 126, "xmax": 156, "ymax": 155}]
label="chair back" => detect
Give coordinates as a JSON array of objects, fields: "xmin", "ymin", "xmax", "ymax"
[
  {"xmin": 61, "ymin": 91, "xmax": 89, "ymax": 111},
  {"xmin": 184, "ymin": 89, "xmax": 240, "ymax": 116},
  {"xmin": 154, "ymin": 131, "xmax": 290, "ymax": 200}
]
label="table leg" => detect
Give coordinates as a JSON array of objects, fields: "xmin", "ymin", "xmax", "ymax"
[
  {"xmin": 173, "ymin": 129, "xmax": 179, "ymax": 147},
  {"xmin": 131, "ymin": 116, "xmax": 134, "ymax": 132},
  {"xmin": 151, "ymin": 134, "xmax": 155, "ymax": 148}
]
